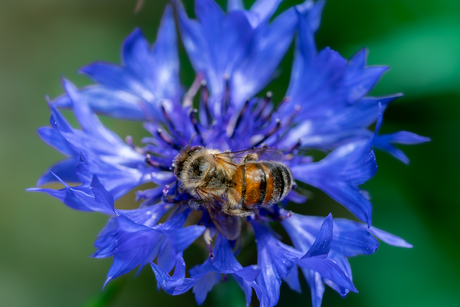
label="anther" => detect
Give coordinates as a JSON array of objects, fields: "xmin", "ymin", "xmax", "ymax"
[
  {"xmin": 252, "ymin": 119, "xmax": 281, "ymax": 147},
  {"xmin": 254, "ymin": 91, "xmax": 272, "ymax": 121},
  {"xmin": 285, "ymin": 139, "xmax": 302, "ymax": 154},
  {"xmin": 263, "ymin": 96, "xmax": 290, "ymax": 121},
  {"xmin": 286, "ymin": 105, "xmax": 301, "ymax": 126},
  {"xmin": 145, "ymin": 154, "xmax": 171, "ymax": 171},
  {"xmin": 126, "ymin": 135, "xmax": 145, "ymax": 154},
  {"xmin": 163, "ymin": 185, "xmax": 170, "ymax": 196},
  {"xmin": 156, "ymin": 129, "xmax": 182, "ymax": 151},
  {"xmin": 275, "ymin": 96, "xmax": 290, "ymax": 113}
]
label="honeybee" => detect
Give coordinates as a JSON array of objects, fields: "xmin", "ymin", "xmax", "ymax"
[{"xmin": 173, "ymin": 146, "xmax": 294, "ymax": 240}]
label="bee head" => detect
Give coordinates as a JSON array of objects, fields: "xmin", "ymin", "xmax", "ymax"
[{"xmin": 173, "ymin": 145, "xmax": 204, "ymax": 180}]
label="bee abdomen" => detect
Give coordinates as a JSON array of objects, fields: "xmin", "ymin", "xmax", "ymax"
[
  {"xmin": 234, "ymin": 161, "xmax": 293, "ymax": 208},
  {"xmin": 261, "ymin": 162, "xmax": 292, "ymax": 205}
]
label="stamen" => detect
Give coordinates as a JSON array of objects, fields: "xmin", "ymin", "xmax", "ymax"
[
  {"xmin": 286, "ymin": 105, "xmax": 301, "ymax": 127},
  {"xmin": 145, "ymin": 154, "xmax": 171, "ymax": 171},
  {"xmin": 156, "ymin": 129, "xmax": 182, "ymax": 151},
  {"xmin": 285, "ymin": 139, "xmax": 302, "ymax": 154},
  {"xmin": 160, "ymin": 103, "xmax": 183, "ymax": 138},
  {"xmin": 203, "ymin": 228, "xmax": 214, "ymax": 259},
  {"xmin": 230, "ymin": 99, "xmax": 249, "ymax": 138},
  {"xmin": 163, "ymin": 185, "xmax": 170, "ymax": 196},
  {"xmin": 200, "ymin": 80, "xmax": 213, "ymax": 126},
  {"xmin": 252, "ymin": 119, "xmax": 281, "ymax": 147},
  {"xmin": 262, "ymin": 96, "xmax": 290, "ymax": 122},
  {"xmin": 189, "ymin": 109, "xmax": 203, "ymax": 142},
  {"xmin": 139, "ymin": 101, "xmax": 155, "ymax": 122},
  {"xmin": 183, "ymin": 74, "xmax": 203, "ymax": 108},
  {"xmin": 254, "ymin": 91, "xmax": 272, "ymax": 121},
  {"xmin": 268, "ymin": 105, "xmax": 300, "ymax": 149},
  {"xmin": 160, "ymin": 103, "xmax": 173, "ymax": 125},
  {"xmin": 221, "ymin": 75, "xmax": 231, "ymax": 116},
  {"xmin": 125, "ymin": 135, "xmax": 145, "ymax": 154}
]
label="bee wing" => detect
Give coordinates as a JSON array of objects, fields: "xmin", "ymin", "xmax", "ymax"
[
  {"xmin": 215, "ymin": 147, "xmax": 284, "ymax": 162},
  {"xmin": 213, "ymin": 153, "xmax": 239, "ymax": 174},
  {"xmin": 195, "ymin": 188, "xmax": 241, "ymax": 241}
]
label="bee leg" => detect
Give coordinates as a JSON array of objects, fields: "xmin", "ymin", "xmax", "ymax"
[
  {"xmin": 242, "ymin": 153, "xmax": 258, "ymax": 163},
  {"xmin": 174, "ymin": 180, "xmax": 179, "ymax": 197},
  {"xmin": 223, "ymin": 206, "xmax": 253, "ymax": 217},
  {"xmin": 188, "ymin": 199, "xmax": 203, "ymax": 210},
  {"xmin": 178, "ymin": 184, "xmax": 187, "ymax": 194}
]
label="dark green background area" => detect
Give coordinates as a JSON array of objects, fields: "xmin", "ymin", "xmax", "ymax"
[{"xmin": 0, "ymin": 0, "xmax": 458, "ymax": 306}]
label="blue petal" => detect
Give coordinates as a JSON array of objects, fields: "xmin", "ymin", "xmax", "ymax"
[
  {"xmin": 371, "ymin": 102, "xmax": 430, "ymax": 164},
  {"xmin": 283, "ymin": 265, "xmax": 301, "ymax": 293},
  {"xmin": 37, "ymin": 126, "xmax": 74, "ymax": 156},
  {"xmin": 148, "ymin": 5, "xmax": 182, "ymax": 105},
  {"xmin": 37, "ymin": 157, "xmax": 80, "ymax": 186},
  {"xmin": 80, "ymin": 62, "xmax": 151, "ymax": 101},
  {"xmin": 301, "ymin": 269, "xmax": 325, "ymax": 307},
  {"xmin": 28, "ymin": 173, "xmax": 114, "ymax": 215},
  {"xmin": 281, "ymin": 8, "xmax": 397, "ymax": 151},
  {"xmin": 291, "ymin": 140, "xmax": 376, "ymax": 225},
  {"xmin": 66, "ymin": 5, "xmax": 181, "ymax": 121},
  {"xmin": 54, "ymin": 85, "xmax": 145, "ymax": 120},
  {"xmin": 193, "ymin": 271, "xmax": 221, "ymax": 305},
  {"xmin": 90, "ymin": 175, "xmax": 115, "ymax": 209},
  {"xmin": 95, "ymin": 209, "xmax": 191, "ymax": 284},
  {"xmin": 122, "ymin": 28, "xmax": 152, "ymax": 86},
  {"xmin": 344, "ymin": 49, "xmax": 389, "ymax": 103},
  {"xmin": 189, "ymin": 233, "xmax": 260, "ymax": 281},
  {"xmin": 374, "ymin": 131, "xmax": 430, "ymax": 164},
  {"xmin": 297, "ymin": 257, "xmax": 357, "ymax": 292},
  {"xmin": 331, "ymin": 219, "xmax": 379, "ymax": 256},
  {"xmin": 178, "ymin": 0, "xmax": 298, "ymax": 113},
  {"xmin": 234, "ymin": 265, "xmax": 260, "ymax": 282},
  {"xmin": 296, "ymin": 0, "xmax": 325, "ymax": 33},
  {"xmin": 74, "ymin": 152, "xmax": 161, "ymax": 200},
  {"xmin": 210, "ymin": 233, "xmax": 244, "ymax": 273},
  {"xmin": 249, "ymin": 0, "xmax": 283, "ymax": 26},
  {"xmin": 151, "ymin": 254, "xmax": 198, "ymax": 295},
  {"xmin": 303, "ymin": 214, "xmax": 333, "ymax": 259},
  {"xmin": 368, "ymin": 226, "xmax": 413, "ymax": 248},
  {"xmin": 116, "ymin": 203, "xmax": 173, "ymax": 228},
  {"xmin": 231, "ymin": 7, "xmax": 297, "ymax": 107},
  {"xmin": 227, "ymin": 0, "xmax": 244, "ymax": 11},
  {"xmin": 160, "ymin": 225, "xmax": 206, "ymax": 254},
  {"xmin": 297, "ymin": 214, "xmax": 356, "ymax": 292},
  {"xmin": 251, "ymin": 221, "xmax": 302, "ymax": 307},
  {"xmin": 176, "ymin": 1, "xmax": 209, "ymax": 78},
  {"xmin": 231, "ymin": 275, "xmax": 253, "ymax": 306},
  {"xmin": 323, "ymin": 251, "xmax": 352, "ymax": 297}
]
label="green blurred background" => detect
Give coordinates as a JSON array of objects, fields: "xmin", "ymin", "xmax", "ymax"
[{"xmin": 0, "ymin": 0, "xmax": 458, "ymax": 306}]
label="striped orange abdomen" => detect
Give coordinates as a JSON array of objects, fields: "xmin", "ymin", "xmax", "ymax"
[{"xmin": 231, "ymin": 161, "xmax": 292, "ymax": 208}]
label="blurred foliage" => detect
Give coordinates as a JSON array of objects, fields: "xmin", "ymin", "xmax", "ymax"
[{"xmin": 0, "ymin": 0, "xmax": 458, "ymax": 306}]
